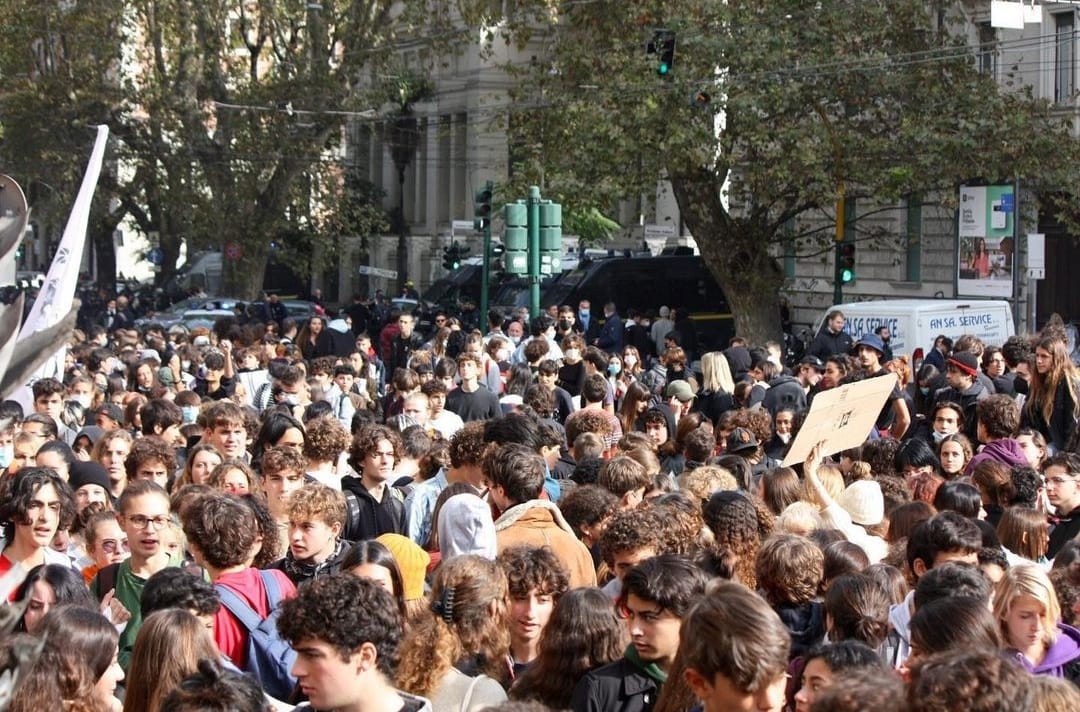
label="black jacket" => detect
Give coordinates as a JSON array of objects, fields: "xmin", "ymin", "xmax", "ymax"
[
  {"xmin": 340, "ymin": 476, "xmax": 405, "ymax": 542},
  {"xmin": 807, "ymin": 327, "xmax": 853, "ymax": 361},
  {"xmin": 571, "ymin": 658, "xmax": 660, "ymax": 712},
  {"xmin": 692, "ymin": 389, "xmax": 735, "ymax": 427},
  {"xmin": 1049, "ymin": 505, "xmax": 1080, "ymax": 559},
  {"xmin": 1022, "ymin": 377, "xmax": 1079, "ymax": 454},
  {"xmin": 762, "ymin": 375, "xmax": 807, "ymax": 417}
]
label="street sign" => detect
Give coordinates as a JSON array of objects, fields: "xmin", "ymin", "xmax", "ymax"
[
  {"xmin": 357, "ymin": 265, "xmax": 398, "ymax": 279},
  {"xmin": 452, "ymin": 220, "xmax": 476, "ymax": 232},
  {"xmin": 148, "ymin": 247, "xmax": 164, "ymax": 266},
  {"xmin": 1000, "ymin": 193, "xmax": 1014, "ymax": 213},
  {"xmin": 1027, "ymin": 233, "xmax": 1045, "ymax": 270},
  {"xmin": 643, "ymin": 224, "xmax": 676, "ymax": 237}
]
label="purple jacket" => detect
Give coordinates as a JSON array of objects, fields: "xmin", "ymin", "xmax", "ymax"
[
  {"xmin": 964, "ymin": 438, "xmax": 1029, "ymax": 476},
  {"xmin": 1009, "ymin": 623, "xmax": 1080, "ymax": 682}
]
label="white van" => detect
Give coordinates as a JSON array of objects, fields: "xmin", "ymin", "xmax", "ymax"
[{"xmin": 813, "ymin": 299, "xmax": 1015, "ymax": 361}]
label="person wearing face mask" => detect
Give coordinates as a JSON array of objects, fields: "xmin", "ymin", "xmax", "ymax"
[
  {"xmin": 66, "ymin": 377, "xmax": 97, "ymax": 412},
  {"xmin": 606, "ymin": 355, "xmax": 626, "ymax": 401},
  {"xmin": 765, "ymin": 407, "xmax": 797, "ymax": 461},
  {"xmin": 506, "ymin": 319, "xmax": 525, "ymax": 347},
  {"xmin": 0, "ymin": 421, "xmax": 16, "ymax": 474},
  {"xmin": 558, "ymin": 335, "xmax": 587, "ymax": 399},
  {"xmin": 555, "ymin": 305, "xmax": 576, "ymax": 342},
  {"xmin": 574, "ymin": 300, "xmax": 600, "ymax": 344}
]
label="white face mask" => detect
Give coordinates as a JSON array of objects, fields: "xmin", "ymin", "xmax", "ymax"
[
  {"xmin": 777, "ymin": 432, "xmax": 792, "ymax": 444},
  {"xmin": 0, "ymin": 444, "xmax": 12, "ymax": 469},
  {"xmin": 564, "ymin": 348, "xmax": 580, "ymax": 362},
  {"xmin": 73, "ymin": 394, "xmax": 92, "ymax": 410},
  {"xmin": 280, "ymin": 394, "xmax": 299, "ymax": 406},
  {"xmin": 931, "ymin": 430, "xmax": 948, "ymax": 444},
  {"xmin": 509, "ymin": 335, "xmax": 521, "ymax": 346},
  {"xmin": 624, "ymin": 355, "xmax": 638, "ymax": 367}
]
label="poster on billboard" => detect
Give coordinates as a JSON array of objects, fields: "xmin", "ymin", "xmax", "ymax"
[{"xmin": 957, "ymin": 184, "xmax": 1015, "ymax": 298}]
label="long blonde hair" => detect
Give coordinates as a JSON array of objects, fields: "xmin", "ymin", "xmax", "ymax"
[
  {"xmin": 395, "ymin": 555, "xmax": 510, "ymax": 697},
  {"xmin": 123, "ymin": 609, "xmax": 220, "ymax": 712},
  {"xmin": 993, "ymin": 563, "xmax": 1061, "ymax": 650},
  {"xmin": 700, "ymin": 351, "xmax": 735, "ymax": 394}
]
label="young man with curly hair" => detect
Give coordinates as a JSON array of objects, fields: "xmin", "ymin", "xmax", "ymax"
[
  {"xmin": 754, "ymin": 533, "xmax": 826, "ymax": 659},
  {"xmin": 272, "ymin": 484, "xmax": 351, "ymax": 586},
  {"xmin": 342, "ymin": 424, "xmax": 407, "ymax": 541},
  {"xmin": 597, "ymin": 507, "xmax": 670, "ymax": 600},
  {"xmin": 279, "ymin": 574, "xmax": 432, "ymax": 712},
  {"xmin": 181, "ymin": 492, "xmax": 296, "ymax": 673},
  {"xmin": 497, "ymin": 544, "xmax": 571, "ymax": 676}
]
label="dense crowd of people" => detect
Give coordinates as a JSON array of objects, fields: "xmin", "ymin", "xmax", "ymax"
[{"xmin": 1, "ymin": 297, "xmax": 1080, "ymax": 712}]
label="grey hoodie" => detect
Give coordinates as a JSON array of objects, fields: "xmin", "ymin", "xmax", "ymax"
[{"xmin": 883, "ymin": 591, "xmax": 915, "ymax": 668}]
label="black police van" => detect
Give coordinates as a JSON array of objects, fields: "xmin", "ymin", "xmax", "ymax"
[{"xmin": 540, "ymin": 255, "xmax": 734, "ymax": 351}]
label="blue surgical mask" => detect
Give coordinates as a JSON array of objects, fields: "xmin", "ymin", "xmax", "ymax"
[
  {"xmin": 181, "ymin": 406, "xmax": 199, "ymax": 424},
  {"xmin": 0, "ymin": 444, "xmax": 12, "ymax": 469},
  {"xmin": 608, "ymin": 363, "xmax": 622, "ymax": 376},
  {"xmin": 919, "ymin": 386, "xmax": 930, "ymax": 396},
  {"xmin": 579, "ymin": 309, "xmax": 590, "ymax": 318}
]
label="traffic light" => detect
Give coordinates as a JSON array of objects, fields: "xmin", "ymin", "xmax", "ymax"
[
  {"xmin": 647, "ymin": 29, "xmax": 676, "ymax": 77},
  {"xmin": 838, "ymin": 242, "xmax": 856, "ymax": 284},
  {"xmin": 474, "ymin": 181, "xmax": 493, "ymax": 231},
  {"xmin": 539, "ymin": 201, "xmax": 562, "ymax": 276},
  {"xmin": 503, "ymin": 201, "xmax": 528, "ymax": 276},
  {"xmin": 442, "ymin": 242, "xmax": 469, "ymax": 271}
]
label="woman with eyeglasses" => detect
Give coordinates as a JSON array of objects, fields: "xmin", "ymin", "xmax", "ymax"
[{"xmin": 82, "ymin": 510, "xmax": 129, "ymax": 585}]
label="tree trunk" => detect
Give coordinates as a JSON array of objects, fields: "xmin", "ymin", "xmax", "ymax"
[
  {"xmin": 671, "ymin": 173, "xmax": 785, "ymax": 345},
  {"xmin": 222, "ymin": 235, "xmax": 269, "ymax": 299}
]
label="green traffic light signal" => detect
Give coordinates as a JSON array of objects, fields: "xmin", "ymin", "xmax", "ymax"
[
  {"xmin": 648, "ymin": 29, "xmax": 676, "ymax": 77},
  {"xmin": 838, "ymin": 242, "xmax": 856, "ymax": 284}
]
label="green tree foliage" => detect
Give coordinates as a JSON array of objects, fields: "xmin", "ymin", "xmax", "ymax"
[
  {"xmin": 480, "ymin": 0, "xmax": 1080, "ymax": 341},
  {"xmin": 1, "ymin": 0, "xmax": 452, "ymax": 297}
]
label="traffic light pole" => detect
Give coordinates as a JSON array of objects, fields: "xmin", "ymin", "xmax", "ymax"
[
  {"xmin": 527, "ymin": 185, "xmax": 541, "ymax": 318},
  {"xmin": 833, "ymin": 192, "xmax": 845, "ymax": 305},
  {"xmin": 480, "ymin": 220, "xmax": 492, "ymax": 320}
]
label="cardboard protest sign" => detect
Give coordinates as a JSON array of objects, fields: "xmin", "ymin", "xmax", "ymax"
[{"xmin": 781, "ymin": 375, "xmax": 897, "ymax": 467}]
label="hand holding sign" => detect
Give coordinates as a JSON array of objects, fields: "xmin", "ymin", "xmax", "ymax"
[{"xmin": 781, "ymin": 376, "xmax": 898, "ymax": 467}]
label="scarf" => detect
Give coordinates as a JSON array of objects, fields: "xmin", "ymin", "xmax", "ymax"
[
  {"xmin": 625, "ymin": 644, "xmax": 668, "ymax": 686},
  {"xmin": 280, "ymin": 539, "xmax": 347, "ymax": 582}
]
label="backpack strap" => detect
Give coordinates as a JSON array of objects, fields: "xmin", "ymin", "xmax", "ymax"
[
  {"xmin": 259, "ymin": 570, "xmax": 284, "ymax": 608},
  {"xmin": 215, "ymin": 583, "xmax": 263, "ymax": 633},
  {"xmin": 343, "ymin": 489, "xmax": 362, "ymax": 541}
]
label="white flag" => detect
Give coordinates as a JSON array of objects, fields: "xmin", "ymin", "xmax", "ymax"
[{"xmin": 11, "ymin": 125, "xmax": 109, "ymax": 410}]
